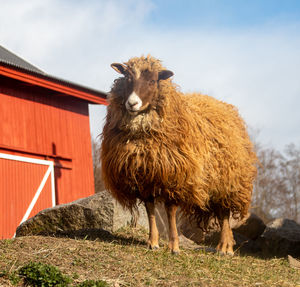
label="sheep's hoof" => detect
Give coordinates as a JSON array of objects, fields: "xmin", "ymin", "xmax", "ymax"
[
  {"xmin": 168, "ymin": 241, "xmax": 180, "ymax": 255},
  {"xmin": 217, "ymin": 250, "xmax": 234, "ymax": 256},
  {"xmin": 216, "ymin": 243, "xmax": 234, "ymax": 256},
  {"xmin": 148, "ymin": 244, "xmax": 159, "ymax": 250}
]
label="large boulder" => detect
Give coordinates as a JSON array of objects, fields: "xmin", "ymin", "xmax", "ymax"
[
  {"xmin": 177, "ymin": 212, "xmax": 264, "ymax": 242},
  {"xmin": 155, "ymin": 207, "xmax": 265, "ymax": 253},
  {"xmin": 15, "ymin": 192, "xmax": 203, "ymax": 241},
  {"xmin": 16, "ymin": 191, "xmax": 148, "ymax": 238},
  {"xmin": 258, "ymin": 218, "xmax": 300, "ymax": 257},
  {"xmin": 232, "ymin": 213, "xmax": 267, "ymax": 254},
  {"xmin": 17, "ymin": 189, "xmax": 300, "ymax": 258},
  {"xmin": 234, "ymin": 213, "xmax": 266, "ymax": 240},
  {"xmin": 16, "ymin": 190, "xmax": 265, "ymax": 255}
]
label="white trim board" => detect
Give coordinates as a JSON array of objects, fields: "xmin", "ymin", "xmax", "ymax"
[
  {"xmin": 0, "ymin": 152, "xmax": 56, "ymax": 236},
  {"xmin": 0, "ymin": 152, "xmax": 54, "ymax": 166}
]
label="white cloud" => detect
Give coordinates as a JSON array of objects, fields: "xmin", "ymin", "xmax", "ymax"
[
  {"xmin": 97, "ymin": 26, "xmax": 300, "ymax": 148},
  {"xmin": 1, "ymin": 0, "xmax": 300, "ymax": 149},
  {"xmin": 1, "ymin": 0, "xmax": 153, "ymax": 84}
]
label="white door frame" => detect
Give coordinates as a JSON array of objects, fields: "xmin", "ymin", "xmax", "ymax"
[{"xmin": 0, "ymin": 152, "xmax": 56, "ymax": 226}]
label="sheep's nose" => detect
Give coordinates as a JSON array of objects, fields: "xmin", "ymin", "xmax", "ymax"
[
  {"xmin": 128, "ymin": 99, "xmax": 139, "ymax": 107},
  {"xmin": 126, "ymin": 92, "xmax": 143, "ymax": 112}
]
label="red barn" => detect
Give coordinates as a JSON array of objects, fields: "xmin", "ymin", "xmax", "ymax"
[{"xmin": 0, "ymin": 46, "xmax": 107, "ymax": 238}]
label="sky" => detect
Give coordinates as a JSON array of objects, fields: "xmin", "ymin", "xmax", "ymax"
[{"xmin": 1, "ymin": 0, "xmax": 300, "ymax": 150}]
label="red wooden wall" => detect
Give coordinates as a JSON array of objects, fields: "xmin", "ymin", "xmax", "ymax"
[
  {"xmin": 0, "ymin": 157, "xmax": 53, "ymax": 238},
  {"xmin": 0, "ymin": 76, "xmax": 96, "ymax": 237}
]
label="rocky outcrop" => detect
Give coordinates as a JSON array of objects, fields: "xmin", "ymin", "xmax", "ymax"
[
  {"xmin": 258, "ymin": 218, "xmax": 300, "ymax": 258},
  {"xmin": 16, "ymin": 191, "xmax": 300, "ymax": 258},
  {"xmin": 234, "ymin": 213, "xmax": 266, "ymax": 240},
  {"xmin": 16, "ymin": 191, "xmax": 148, "ymax": 237},
  {"xmin": 288, "ymin": 255, "xmax": 300, "ymax": 269},
  {"xmin": 154, "ymin": 209, "xmax": 299, "ymax": 257},
  {"xmin": 232, "ymin": 213, "xmax": 267, "ymax": 254}
]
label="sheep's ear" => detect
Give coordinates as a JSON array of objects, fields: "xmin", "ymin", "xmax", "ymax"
[
  {"xmin": 158, "ymin": 70, "xmax": 174, "ymax": 80},
  {"xmin": 111, "ymin": 63, "xmax": 127, "ymax": 75}
]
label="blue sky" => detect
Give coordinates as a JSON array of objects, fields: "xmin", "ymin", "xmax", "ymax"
[
  {"xmin": 1, "ymin": 0, "xmax": 300, "ymax": 149},
  {"xmin": 149, "ymin": 0, "xmax": 300, "ymax": 28}
]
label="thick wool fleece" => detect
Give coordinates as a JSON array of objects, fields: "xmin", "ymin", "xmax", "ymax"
[{"xmin": 101, "ymin": 55, "xmax": 257, "ymax": 228}]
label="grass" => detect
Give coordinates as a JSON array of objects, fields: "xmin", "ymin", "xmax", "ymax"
[{"xmin": 0, "ymin": 227, "xmax": 299, "ymax": 286}]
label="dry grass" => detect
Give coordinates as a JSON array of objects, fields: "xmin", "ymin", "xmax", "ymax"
[{"xmin": 0, "ymin": 227, "xmax": 299, "ymax": 287}]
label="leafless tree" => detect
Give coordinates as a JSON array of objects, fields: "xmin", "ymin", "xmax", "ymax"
[
  {"xmin": 92, "ymin": 137, "xmax": 105, "ymax": 193},
  {"xmin": 252, "ymin": 143, "xmax": 286, "ymax": 222},
  {"xmin": 281, "ymin": 143, "xmax": 300, "ymax": 222},
  {"xmin": 252, "ymin": 139, "xmax": 300, "ymax": 224}
]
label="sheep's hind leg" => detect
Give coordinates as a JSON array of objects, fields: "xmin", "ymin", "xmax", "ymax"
[
  {"xmin": 216, "ymin": 209, "xmax": 235, "ymax": 255},
  {"xmin": 165, "ymin": 202, "xmax": 179, "ymax": 254},
  {"xmin": 145, "ymin": 199, "xmax": 159, "ymax": 250}
]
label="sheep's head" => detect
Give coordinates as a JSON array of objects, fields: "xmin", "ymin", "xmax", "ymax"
[{"xmin": 111, "ymin": 57, "xmax": 173, "ymax": 116}]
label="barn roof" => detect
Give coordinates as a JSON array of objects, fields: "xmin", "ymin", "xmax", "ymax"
[
  {"xmin": 0, "ymin": 46, "xmax": 44, "ymax": 74},
  {"xmin": 0, "ymin": 45, "xmax": 107, "ymax": 104}
]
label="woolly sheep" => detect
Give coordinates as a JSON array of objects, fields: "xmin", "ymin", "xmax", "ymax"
[{"xmin": 101, "ymin": 55, "xmax": 257, "ymax": 254}]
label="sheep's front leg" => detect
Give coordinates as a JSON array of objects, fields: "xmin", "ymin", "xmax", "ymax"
[
  {"xmin": 216, "ymin": 209, "xmax": 235, "ymax": 255},
  {"xmin": 165, "ymin": 202, "xmax": 179, "ymax": 254},
  {"xmin": 145, "ymin": 199, "xmax": 159, "ymax": 250}
]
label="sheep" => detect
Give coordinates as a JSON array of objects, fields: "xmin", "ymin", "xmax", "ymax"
[{"xmin": 101, "ymin": 55, "xmax": 257, "ymax": 254}]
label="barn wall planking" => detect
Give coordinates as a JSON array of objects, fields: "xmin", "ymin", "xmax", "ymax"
[
  {"xmin": 0, "ymin": 77, "xmax": 88, "ymax": 158},
  {"xmin": 0, "ymin": 158, "xmax": 52, "ymax": 238},
  {"xmin": 0, "ymin": 76, "xmax": 95, "ymax": 205}
]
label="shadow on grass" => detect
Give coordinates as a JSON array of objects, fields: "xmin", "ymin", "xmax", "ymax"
[
  {"xmin": 48, "ymin": 228, "xmax": 148, "ymax": 247},
  {"xmin": 191, "ymin": 232, "xmax": 289, "ymax": 259},
  {"xmin": 33, "ymin": 229, "xmax": 298, "ymax": 259}
]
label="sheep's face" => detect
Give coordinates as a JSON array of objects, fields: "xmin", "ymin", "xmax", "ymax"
[{"xmin": 111, "ymin": 63, "xmax": 173, "ymax": 116}]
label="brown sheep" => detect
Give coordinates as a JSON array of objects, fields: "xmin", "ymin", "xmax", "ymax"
[{"xmin": 101, "ymin": 55, "xmax": 257, "ymax": 254}]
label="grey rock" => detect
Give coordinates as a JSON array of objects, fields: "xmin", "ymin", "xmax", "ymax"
[
  {"xmin": 16, "ymin": 191, "xmax": 148, "ymax": 237},
  {"xmin": 233, "ymin": 232, "xmax": 262, "ymax": 254},
  {"xmin": 258, "ymin": 218, "xmax": 300, "ymax": 257},
  {"xmin": 176, "ymin": 212, "xmax": 260, "ymax": 243},
  {"xmin": 176, "ymin": 212, "xmax": 267, "ymax": 255},
  {"xmin": 178, "ymin": 234, "xmax": 201, "ymax": 250},
  {"xmin": 288, "ymin": 255, "xmax": 300, "ymax": 269},
  {"xmin": 154, "ymin": 203, "xmax": 205, "ymax": 241},
  {"xmin": 234, "ymin": 213, "xmax": 266, "ymax": 240},
  {"xmin": 20, "ymin": 188, "xmax": 289, "ymax": 258}
]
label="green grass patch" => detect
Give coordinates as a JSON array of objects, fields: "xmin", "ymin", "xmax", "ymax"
[
  {"xmin": 18, "ymin": 261, "xmax": 72, "ymax": 286},
  {"xmin": 77, "ymin": 280, "xmax": 109, "ymax": 287}
]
